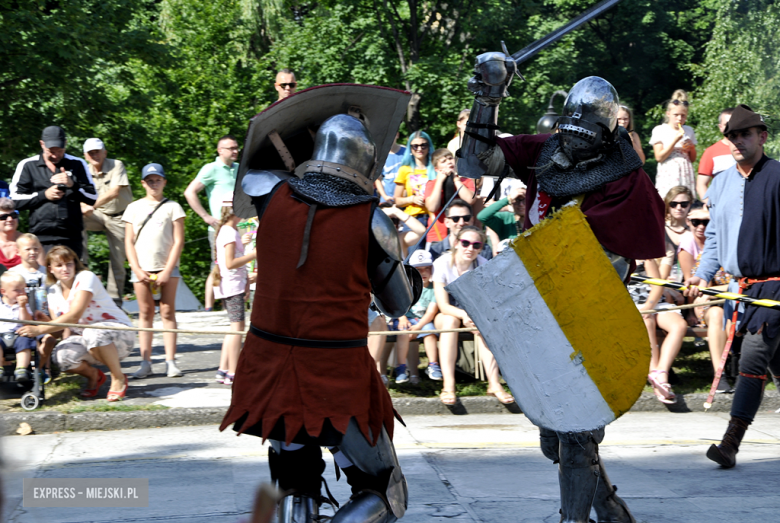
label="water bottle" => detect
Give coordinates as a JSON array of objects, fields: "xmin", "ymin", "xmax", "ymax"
[{"xmin": 149, "ymin": 274, "xmax": 161, "ymax": 301}]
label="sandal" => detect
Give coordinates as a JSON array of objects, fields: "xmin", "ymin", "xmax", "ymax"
[
  {"xmin": 80, "ymin": 369, "xmax": 106, "ymax": 398},
  {"xmin": 440, "ymin": 390, "xmax": 457, "ymax": 405},
  {"xmin": 648, "ymin": 370, "xmax": 676, "ymax": 404},
  {"xmin": 487, "ymin": 387, "xmax": 516, "ymax": 405},
  {"xmin": 107, "ymin": 374, "xmax": 129, "ymax": 402}
]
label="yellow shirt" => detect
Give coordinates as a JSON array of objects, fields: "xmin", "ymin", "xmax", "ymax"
[{"xmin": 394, "ymin": 165, "xmax": 429, "ymax": 216}]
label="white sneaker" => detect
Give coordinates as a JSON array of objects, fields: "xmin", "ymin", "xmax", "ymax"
[
  {"xmin": 130, "ymin": 360, "xmax": 152, "ymax": 379},
  {"xmin": 166, "ymin": 361, "xmax": 183, "ymax": 378}
]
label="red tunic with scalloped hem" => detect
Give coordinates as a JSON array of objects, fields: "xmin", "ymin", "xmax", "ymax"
[{"xmin": 219, "ymin": 182, "xmax": 394, "ymax": 445}]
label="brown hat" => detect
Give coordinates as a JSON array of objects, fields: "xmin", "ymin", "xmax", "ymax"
[{"xmin": 723, "ymin": 104, "xmax": 767, "ymax": 135}]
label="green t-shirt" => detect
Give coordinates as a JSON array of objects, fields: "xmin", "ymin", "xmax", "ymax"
[
  {"xmin": 477, "ymin": 197, "xmax": 520, "ymax": 241},
  {"xmin": 194, "ymin": 158, "xmax": 238, "ymax": 228},
  {"xmin": 407, "ymin": 284, "xmax": 435, "ymax": 319}
]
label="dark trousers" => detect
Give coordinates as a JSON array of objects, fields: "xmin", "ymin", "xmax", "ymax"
[
  {"xmin": 731, "ymin": 330, "xmax": 780, "ymax": 422},
  {"xmin": 42, "ymin": 238, "xmax": 83, "ymax": 261}
]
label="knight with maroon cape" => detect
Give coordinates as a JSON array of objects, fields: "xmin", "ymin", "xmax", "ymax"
[
  {"xmin": 221, "ymin": 85, "xmax": 421, "ymax": 523},
  {"xmin": 457, "ymin": 66, "xmax": 665, "ymax": 522}
]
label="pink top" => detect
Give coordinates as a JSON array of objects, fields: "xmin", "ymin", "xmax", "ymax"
[
  {"xmin": 677, "ymin": 231, "xmax": 702, "ymax": 259},
  {"xmin": 215, "ymin": 225, "xmax": 247, "ymax": 299}
]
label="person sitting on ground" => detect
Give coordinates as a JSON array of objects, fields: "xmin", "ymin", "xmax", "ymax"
[
  {"xmin": 0, "ymin": 199, "xmax": 22, "ymax": 270},
  {"xmin": 9, "ymin": 233, "xmax": 57, "ymax": 381},
  {"xmin": 476, "ymin": 186, "xmax": 526, "ymax": 244},
  {"xmin": 17, "ymin": 246, "xmax": 134, "ymax": 401},
  {"xmin": 389, "ymin": 249, "xmax": 440, "ymax": 385},
  {"xmin": 394, "ymin": 131, "xmax": 436, "ymax": 227},
  {"xmin": 432, "ymin": 226, "xmax": 513, "ymax": 406},
  {"xmin": 424, "ymin": 148, "xmax": 477, "ymax": 244},
  {"xmin": 629, "ymin": 257, "xmax": 687, "ymax": 404},
  {"xmin": 211, "ymin": 197, "xmax": 257, "ymax": 386},
  {"xmin": 429, "ymin": 200, "xmax": 492, "ymax": 261},
  {"xmin": 662, "ymin": 185, "xmax": 694, "ymax": 282},
  {"xmin": 124, "ymin": 164, "xmax": 186, "ymax": 379},
  {"xmin": 678, "ymin": 202, "xmax": 733, "ymax": 392},
  {"xmin": 0, "ymin": 272, "xmax": 36, "ymax": 382}
]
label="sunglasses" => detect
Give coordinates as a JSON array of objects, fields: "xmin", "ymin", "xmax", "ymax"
[
  {"xmin": 459, "ymin": 239, "xmax": 483, "ymax": 250},
  {"xmin": 671, "ymin": 100, "xmax": 690, "ymax": 107},
  {"xmin": 691, "ymin": 219, "xmax": 710, "ymax": 227},
  {"xmin": 448, "ymin": 215, "xmax": 472, "ymax": 223},
  {"xmin": 0, "ymin": 212, "xmax": 19, "ymax": 221},
  {"xmin": 276, "ymin": 82, "xmax": 297, "ymax": 89},
  {"xmin": 669, "ymin": 201, "xmax": 691, "ymax": 209},
  {"xmin": 410, "ymin": 143, "xmax": 429, "ymax": 150}
]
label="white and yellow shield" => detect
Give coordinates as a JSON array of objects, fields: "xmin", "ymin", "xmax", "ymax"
[{"xmin": 447, "ymin": 205, "xmax": 650, "ymax": 432}]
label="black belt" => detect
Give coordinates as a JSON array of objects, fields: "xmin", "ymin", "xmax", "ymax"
[
  {"xmin": 249, "ymin": 324, "xmax": 366, "ymax": 348},
  {"xmin": 104, "ymin": 211, "xmax": 125, "ymax": 218}
]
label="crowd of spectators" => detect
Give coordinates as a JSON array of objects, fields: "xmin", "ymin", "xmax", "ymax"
[{"xmin": 0, "ymin": 75, "xmax": 742, "ymax": 406}]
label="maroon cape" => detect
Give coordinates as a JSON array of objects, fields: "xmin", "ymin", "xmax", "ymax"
[{"xmin": 496, "ymin": 134, "xmax": 666, "ymax": 260}]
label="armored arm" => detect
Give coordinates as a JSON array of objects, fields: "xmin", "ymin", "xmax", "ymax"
[
  {"xmin": 457, "ymin": 51, "xmax": 517, "ymax": 179},
  {"xmin": 368, "ymin": 208, "xmax": 423, "ymax": 318}
]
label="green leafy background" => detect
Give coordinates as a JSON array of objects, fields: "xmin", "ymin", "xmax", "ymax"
[{"xmin": 1, "ymin": 0, "xmax": 772, "ymax": 300}]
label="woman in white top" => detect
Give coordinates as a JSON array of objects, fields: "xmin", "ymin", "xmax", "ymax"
[
  {"xmin": 17, "ymin": 246, "xmax": 134, "ymax": 401},
  {"xmin": 650, "ymin": 90, "xmax": 697, "ymax": 199},
  {"xmin": 432, "ymin": 225, "xmax": 514, "ymax": 406},
  {"xmin": 124, "ymin": 164, "xmax": 186, "ymax": 379}
]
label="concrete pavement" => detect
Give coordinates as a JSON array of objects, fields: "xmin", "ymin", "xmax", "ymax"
[{"xmin": 3, "ymin": 411, "xmax": 780, "ymax": 522}]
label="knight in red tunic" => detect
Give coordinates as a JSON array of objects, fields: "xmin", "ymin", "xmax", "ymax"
[{"xmin": 222, "ymin": 113, "xmax": 420, "ymax": 523}]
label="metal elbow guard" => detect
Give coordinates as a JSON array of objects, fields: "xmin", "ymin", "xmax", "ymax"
[{"xmin": 369, "ymin": 210, "xmax": 420, "ymax": 318}]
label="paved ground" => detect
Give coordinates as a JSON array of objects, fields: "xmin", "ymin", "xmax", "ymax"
[{"xmin": 3, "ymin": 411, "xmax": 780, "ymax": 522}]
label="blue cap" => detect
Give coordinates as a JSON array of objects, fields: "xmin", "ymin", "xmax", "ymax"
[{"xmin": 141, "ymin": 163, "xmax": 165, "ymax": 179}]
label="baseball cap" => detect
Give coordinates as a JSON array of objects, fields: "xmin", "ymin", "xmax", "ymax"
[
  {"xmin": 409, "ymin": 249, "xmax": 433, "ymax": 268},
  {"xmin": 41, "ymin": 126, "xmax": 66, "ymax": 148},
  {"xmin": 142, "ymin": 163, "xmax": 166, "ymax": 179},
  {"xmin": 83, "ymin": 138, "xmax": 105, "ymax": 153}
]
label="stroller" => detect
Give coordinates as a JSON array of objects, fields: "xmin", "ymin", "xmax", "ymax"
[{"xmin": 0, "ymin": 279, "xmax": 47, "ymax": 410}]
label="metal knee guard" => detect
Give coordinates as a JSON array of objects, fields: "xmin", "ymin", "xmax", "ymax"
[
  {"xmin": 278, "ymin": 495, "xmax": 320, "ymax": 523},
  {"xmin": 540, "ymin": 427, "xmax": 561, "ymax": 462},
  {"xmin": 334, "ymin": 418, "xmax": 407, "ymax": 521},
  {"xmin": 269, "ymin": 441, "xmax": 325, "ymax": 523},
  {"xmin": 558, "ymin": 431, "xmax": 601, "ymax": 523},
  {"xmin": 591, "ymin": 461, "xmax": 635, "ymax": 523}
]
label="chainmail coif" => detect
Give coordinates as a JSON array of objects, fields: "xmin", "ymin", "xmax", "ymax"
[
  {"xmin": 535, "ymin": 134, "xmax": 643, "ymax": 199},
  {"xmin": 288, "ymin": 172, "xmax": 377, "ymax": 207}
]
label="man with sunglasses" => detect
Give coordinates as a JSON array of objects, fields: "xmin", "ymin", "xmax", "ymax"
[
  {"xmin": 10, "ymin": 126, "xmax": 97, "ymax": 259},
  {"xmin": 428, "ymin": 200, "xmax": 492, "ymax": 262},
  {"xmin": 185, "ymin": 134, "xmax": 240, "ymax": 311},
  {"xmin": 274, "ymin": 69, "xmax": 298, "ymax": 101},
  {"xmin": 685, "ymin": 104, "xmax": 780, "ymax": 469}
]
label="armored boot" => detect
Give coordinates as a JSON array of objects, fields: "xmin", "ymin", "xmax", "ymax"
[
  {"xmin": 591, "ymin": 461, "xmax": 635, "ymax": 523},
  {"xmin": 558, "ymin": 432, "xmax": 600, "ymax": 523},
  {"xmin": 706, "ymin": 416, "xmax": 750, "ymax": 468},
  {"xmin": 331, "ymin": 464, "xmax": 396, "ymax": 523},
  {"xmin": 269, "ymin": 445, "xmax": 326, "ymax": 523}
]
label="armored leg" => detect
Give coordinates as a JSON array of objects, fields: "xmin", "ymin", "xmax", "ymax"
[
  {"xmin": 557, "ymin": 430, "xmax": 602, "ymax": 523},
  {"xmin": 268, "ymin": 441, "xmax": 324, "ymax": 523},
  {"xmin": 591, "ymin": 460, "xmax": 636, "ymax": 523},
  {"xmin": 539, "ymin": 427, "xmax": 561, "ymax": 462},
  {"xmin": 331, "ymin": 418, "xmax": 407, "ymax": 522}
]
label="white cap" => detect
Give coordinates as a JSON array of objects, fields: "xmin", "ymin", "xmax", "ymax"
[
  {"xmin": 409, "ymin": 249, "xmax": 433, "ymax": 268},
  {"xmin": 83, "ymin": 138, "xmax": 105, "ymax": 153}
]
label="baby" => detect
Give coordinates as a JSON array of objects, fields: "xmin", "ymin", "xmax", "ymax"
[
  {"xmin": 9, "ymin": 233, "xmax": 57, "ymax": 382},
  {"xmin": 0, "ymin": 272, "xmax": 35, "ymax": 382}
]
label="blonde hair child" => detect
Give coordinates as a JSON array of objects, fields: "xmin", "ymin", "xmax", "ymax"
[{"xmin": 211, "ymin": 201, "xmax": 256, "ymax": 385}]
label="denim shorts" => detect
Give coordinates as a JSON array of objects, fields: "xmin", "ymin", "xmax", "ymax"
[
  {"xmin": 129, "ymin": 266, "xmax": 181, "ymax": 283},
  {"xmin": 390, "ymin": 317, "xmax": 437, "ymax": 339}
]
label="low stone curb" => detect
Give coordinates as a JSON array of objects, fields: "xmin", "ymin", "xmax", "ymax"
[{"xmin": 3, "ymin": 393, "xmax": 779, "ymax": 435}]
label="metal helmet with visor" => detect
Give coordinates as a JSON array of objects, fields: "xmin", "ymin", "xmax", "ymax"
[{"xmin": 557, "ymin": 77, "xmax": 620, "ymax": 164}]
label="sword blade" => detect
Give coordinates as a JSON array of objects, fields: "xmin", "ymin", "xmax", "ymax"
[{"xmin": 511, "ymin": 0, "xmax": 623, "ymax": 64}]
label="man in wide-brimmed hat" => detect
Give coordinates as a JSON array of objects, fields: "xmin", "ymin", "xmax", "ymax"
[{"xmin": 686, "ymin": 104, "xmax": 780, "ymax": 469}]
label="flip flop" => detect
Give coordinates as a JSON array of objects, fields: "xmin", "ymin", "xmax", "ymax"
[
  {"xmin": 648, "ymin": 370, "xmax": 676, "ymax": 404},
  {"xmin": 80, "ymin": 369, "xmax": 106, "ymax": 398},
  {"xmin": 440, "ymin": 390, "xmax": 457, "ymax": 405},
  {"xmin": 107, "ymin": 374, "xmax": 129, "ymax": 402},
  {"xmin": 487, "ymin": 388, "xmax": 516, "ymax": 405}
]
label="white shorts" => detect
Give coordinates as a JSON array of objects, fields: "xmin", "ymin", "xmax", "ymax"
[{"xmin": 53, "ymin": 322, "xmax": 135, "ymax": 371}]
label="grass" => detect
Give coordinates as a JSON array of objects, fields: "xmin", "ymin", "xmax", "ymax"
[{"xmin": 0, "ymin": 374, "xmax": 169, "ymax": 414}]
